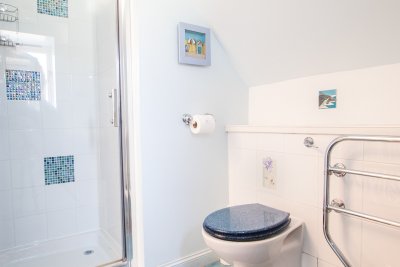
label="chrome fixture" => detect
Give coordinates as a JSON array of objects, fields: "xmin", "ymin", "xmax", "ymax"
[
  {"xmin": 323, "ymin": 135, "xmax": 400, "ymax": 267},
  {"xmin": 304, "ymin": 137, "xmax": 318, "ymax": 148},
  {"xmin": 330, "ymin": 199, "xmax": 345, "ymax": 210},
  {"xmin": 182, "ymin": 114, "xmax": 193, "ymax": 125},
  {"xmin": 0, "ymin": 3, "xmax": 18, "ymax": 22},
  {"xmin": 0, "ymin": 35, "xmax": 14, "ymax": 47},
  {"xmin": 330, "ymin": 163, "xmax": 346, "ymax": 177},
  {"xmin": 109, "ymin": 89, "xmax": 119, "ymax": 127}
]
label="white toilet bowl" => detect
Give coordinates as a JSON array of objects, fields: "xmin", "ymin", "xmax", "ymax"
[{"xmin": 202, "ymin": 204, "xmax": 304, "ymax": 267}]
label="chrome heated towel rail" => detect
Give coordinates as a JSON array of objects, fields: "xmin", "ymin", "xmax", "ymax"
[{"xmin": 323, "ymin": 135, "xmax": 400, "ymax": 267}]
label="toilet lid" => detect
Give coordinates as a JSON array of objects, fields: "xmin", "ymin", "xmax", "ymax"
[{"xmin": 203, "ymin": 203, "xmax": 290, "ymax": 242}]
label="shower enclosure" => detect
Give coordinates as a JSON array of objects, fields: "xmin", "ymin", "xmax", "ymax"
[{"xmin": 0, "ymin": 0, "xmax": 132, "ymax": 266}]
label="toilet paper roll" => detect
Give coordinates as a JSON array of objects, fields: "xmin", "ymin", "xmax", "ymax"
[{"xmin": 190, "ymin": 114, "xmax": 215, "ymax": 134}]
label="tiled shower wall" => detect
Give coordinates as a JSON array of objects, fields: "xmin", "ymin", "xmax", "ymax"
[
  {"xmin": 228, "ymin": 131, "xmax": 400, "ymax": 267},
  {"xmin": 0, "ymin": 0, "xmax": 100, "ymax": 250}
]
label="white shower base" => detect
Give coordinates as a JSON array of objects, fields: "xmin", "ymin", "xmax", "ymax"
[{"xmin": 0, "ymin": 231, "xmax": 121, "ymax": 267}]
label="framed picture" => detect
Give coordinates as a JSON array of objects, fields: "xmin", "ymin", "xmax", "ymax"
[
  {"xmin": 178, "ymin": 22, "xmax": 211, "ymax": 66},
  {"xmin": 319, "ymin": 89, "xmax": 337, "ymax": 109}
]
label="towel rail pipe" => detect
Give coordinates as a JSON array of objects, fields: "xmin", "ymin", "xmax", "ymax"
[
  {"xmin": 323, "ymin": 135, "xmax": 400, "ymax": 267},
  {"xmin": 329, "ymin": 167, "xmax": 400, "ymax": 182},
  {"xmin": 328, "ymin": 206, "xmax": 400, "ymax": 228}
]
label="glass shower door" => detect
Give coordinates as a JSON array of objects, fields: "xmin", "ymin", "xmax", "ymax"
[{"xmin": 0, "ymin": 0, "xmax": 129, "ymax": 266}]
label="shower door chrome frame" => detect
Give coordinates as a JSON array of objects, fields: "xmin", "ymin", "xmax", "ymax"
[{"xmin": 102, "ymin": 0, "xmax": 133, "ymax": 266}]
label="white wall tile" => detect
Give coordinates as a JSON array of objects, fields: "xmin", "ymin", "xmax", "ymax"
[
  {"xmin": 71, "ymin": 75, "xmax": 98, "ymax": 128},
  {"xmin": 13, "ymin": 187, "xmax": 46, "ymax": 217},
  {"xmin": 14, "ymin": 214, "xmax": 47, "ymax": 245},
  {"xmin": 0, "ymin": 99, "xmax": 8, "ymax": 130},
  {"xmin": 42, "ymin": 129, "xmax": 74, "ymax": 157},
  {"xmin": 256, "ymin": 133, "xmax": 285, "ymax": 153},
  {"xmin": 68, "ymin": 21, "xmax": 95, "ymax": 48},
  {"xmin": 11, "ymin": 158, "xmax": 44, "ymax": 188},
  {"xmin": 364, "ymin": 141, "xmax": 400, "ymax": 165},
  {"xmin": 68, "ymin": 46, "xmax": 95, "ymax": 75},
  {"xmin": 0, "ymin": 190, "xmax": 13, "ymax": 220},
  {"xmin": 75, "ymin": 155, "xmax": 98, "ymax": 181},
  {"xmin": 0, "ymin": 130, "xmax": 10, "ymax": 161},
  {"xmin": 9, "ymin": 130, "xmax": 43, "ymax": 160},
  {"xmin": 54, "ymin": 45, "xmax": 69, "ymax": 74},
  {"xmin": 41, "ymin": 100, "xmax": 74, "ymax": 129},
  {"xmin": 301, "ymin": 253, "xmax": 317, "ymax": 267},
  {"xmin": 47, "ymin": 209, "xmax": 77, "ymax": 239},
  {"xmin": 317, "ymin": 259, "xmax": 339, "ymax": 267},
  {"xmin": 281, "ymin": 154, "xmax": 318, "ymax": 207},
  {"xmin": 361, "ymin": 222, "xmax": 400, "ymax": 267},
  {"xmin": 228, "ymin": 133, "xmax": 259, "ymax": 150},
  {"xmin": 228, "ymin": 148, "xmax": 257, "ymax": 204},
  {"xmin": 0, "ymin": 220, "xmax": 15, "ymax": 251},
  {"xmin": 36, "ymin": 18, "xmax": 69, "ymax": 46},
  {"xmin": 55, "ymin": 74, "xmax": 72, "ymax": 102},
  {"xmin": 95, "ymin": 0, "xmax": 118, "ymax": 74},
  {"xmin": 45, "ymin": 183, "xmax": 77, "ymax": 211},
  {"xmin": 73, "ymin": 129, "xmax": 99, "ymax": 155},
  {"xmin": 362, "ymin": 162, "xmax": 400, "ymax": 221},
  {"xmin": 77, "ymin": 205, "xmax": 100, "ymax": 233},
  {"xmin": 77, "ymin": 180, "xmax": 99, "ymax": 207},
  {"xmin": 7, "ymin": 101, "xmax": 42, "ymax": 130},
  {"xmin": 69, "ymin": 0, "xmax": 94, "ymax": 22},
  {"xmin": 98, "ymin": 128, "xmax": 120, "ymax": 175},
  {"xmin": 0, "ymin": 161, "xmax": 12, "ymax": 190},
  {"xmin": 72, "ymin": 98, "xmax": 98, "ymax": 128}
]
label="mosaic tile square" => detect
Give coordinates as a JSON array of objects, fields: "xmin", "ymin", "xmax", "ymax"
[
  {"xmin": 37, "ymin": 0, "xmax": 68, "ymax": 18},
  {"xmin": 6, "ymin": 70, "xmax": 41, "ymax": 101},
  {"xmin": 44, "ymin": 155, "xmax": 75, "ymax": 185}
]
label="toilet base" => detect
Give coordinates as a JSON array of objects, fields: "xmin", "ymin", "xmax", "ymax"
[{"xmin": 204, "ymin": 217, "xmax": 304, "ymax": 267}]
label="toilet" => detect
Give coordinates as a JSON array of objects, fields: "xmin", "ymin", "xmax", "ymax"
[{"xmin": 202, "ymin": 203, "xmax": 304, "ymax": 267}]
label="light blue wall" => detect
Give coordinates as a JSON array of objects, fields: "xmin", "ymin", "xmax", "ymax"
[{"xmin": 135, "ymin": 0, "xmax": 248, "ymax": 265}]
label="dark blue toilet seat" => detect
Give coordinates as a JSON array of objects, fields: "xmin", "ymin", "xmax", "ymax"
[{"xmin": 203, "ymin": 204, "xmax": 291, "ymax": 242}]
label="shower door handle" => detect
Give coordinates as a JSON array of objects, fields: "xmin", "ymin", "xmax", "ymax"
[{"xmin": 108, "ymin": 89, "xmax": 119, "ymax": 127}]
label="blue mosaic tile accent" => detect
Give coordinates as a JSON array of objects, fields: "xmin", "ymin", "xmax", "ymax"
[
  {"xmin": 6, "ymin": 70, "xmax": 41, "ymax": 101},
  {"xmin": 37, "ymin": 0, "xmax": 68, "ymax": 18},
  {"xmin": 44, "ymin": 156, "xmax": 75, "ymax": 185}
]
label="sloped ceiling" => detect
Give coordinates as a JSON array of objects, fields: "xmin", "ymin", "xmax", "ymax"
[{"xmin": 199, "ymin": 0, "xmax": 400, "ymax": 87}]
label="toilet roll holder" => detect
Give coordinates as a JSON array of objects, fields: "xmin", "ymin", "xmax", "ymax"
[
  {"xmin": 182, "ymin": 114, "xmax": 193, "ymax": 125},
  {"xmin": 182, "ymin": 113, "xmax": 214, "ymax": 130}
]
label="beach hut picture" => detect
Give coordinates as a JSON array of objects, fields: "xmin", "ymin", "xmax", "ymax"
[
  {"xmin": 184, "ymin": 30, "xmax": 206, "ymax": 59},
  {"xmin": 178, "ymin": 22, "xmax": 211, "ymax": 66}
]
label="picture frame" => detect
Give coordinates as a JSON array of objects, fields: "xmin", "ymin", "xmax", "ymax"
[
  {"xmin": 319, "ymin": 89, "xmax": 337, "ymax": 109},
  {"xmin": 178, "ymin": 22, "xmax": 211, "ymax": 66}
]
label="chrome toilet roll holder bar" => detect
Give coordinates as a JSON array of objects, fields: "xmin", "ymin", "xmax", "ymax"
[
  {"xmin": 182, "ymin": 114, "xmax": 193, "ymax": 125},
  {"xmin": 182, "ymin": 113, "xmax": 214, "ymax": 126}
]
